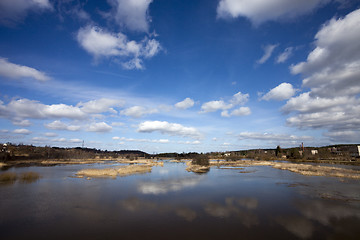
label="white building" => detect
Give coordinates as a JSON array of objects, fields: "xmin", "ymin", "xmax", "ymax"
[{"xmin": 311, "ymin": 150, "xmax": 318, "ymax": 155}]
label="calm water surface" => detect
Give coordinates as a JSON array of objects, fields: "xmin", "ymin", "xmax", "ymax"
[{"xmin": 1, "ymin": 161, "xmax": 360, "ymax": 240}]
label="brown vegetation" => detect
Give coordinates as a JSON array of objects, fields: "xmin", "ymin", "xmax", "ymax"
[
  {"xmin": 0, "ymin": 172, "xmax": 17, "ymax": 184},
  {"xmin": 186, "ymin": 161, "xmax": 210, "ymax": 173},
  {"xmin": 19, "ymin": 172, "xmax": 40, "ymax": 183},
  {"xmin": 0, "ymin": 171, "xmax": 40, "ymax": 184},
  {"xmin": 76, "ymin": 164, "xmax": 153, "ymax": 178},
  {"xmin": 211, "ymin": 160, "xmax": 360, "ymax": 179},
  {"xmin": 272, "ymin": 162, "xmax": 360, "ymax": 179}
]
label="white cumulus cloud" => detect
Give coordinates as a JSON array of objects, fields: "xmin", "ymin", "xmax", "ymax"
[
  {"xmin": 0, "ymin": 98, "xmax": 128, "ymax": 122},
  {"xmin": 87, "ymin": 122, "xmax": 112, "ymax": 132},
  {"xmin": 290, "ymin": 9, "xmax": 360, "ymax": 97},
  {"xmin": 138, "ymin": 120, "xmax": 202, "ymax": 139},
  {"xmin": 229, "ymin": 107, "xmax": 251, "ymax": 116},
  {"xmin": 201, "ymin": 92, "xmax": 251, "ymax": 117},
  {"xmin": 284, "ymin": 9, "xmax": 360, "ymax": 142},
  {"xmin": 45, "ymin": 120, "xmax": 81, "ymax": 131},
  {"xmin": 0, "ymin": 99, "xmax": 86, "ymax": 120},
  {"xmin": 120, "ymin": 106, "xmax": 158, "ymax": 118},
  {"xmin": 12, "ymin": 119, "xmax": 31, "ymax": 127},
  {"xmin": 175, "ymin": 98, "xmax": 195, "ymax": 110},
  {"xmin": 44, "ymin": 132, "xmax": 58, "ymax": 137},
  {"xmin": 200, "ymin": 100, "xmax": 232, "ymax": 113},
  {"xmin": 76, "ymin": 25, "xmax": 161, "ymax": 69},
  {"xmin": 261, "ymin": 83, "xmax": 296, "ymax": 101},
  {"xmin": 230, "ymin": 92, "xmax": 249, "ymax": 105},
  {"xmin": 217, "ymin": 0, "xmax": 330, "ymax": 25},
  {"xmin": 77, "ymin": 98, "xmax": 125, "ymax": 114},
  {"xmin": 0, "ymin": 58, "xmax": 50, "ymax": 81},
  {"xmin": 107, "ymin": 0, "xmax": 153, "ymax": 32},
  {"xmin": 69, "ymin": 138, "xmax": 83, "ymax": 143},
  {"xmin": 13, "ymin": 128, "xmax": 32, "ymax": 135}
]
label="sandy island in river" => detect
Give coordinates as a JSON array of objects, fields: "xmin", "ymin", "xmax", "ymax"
[{"xmin": 76, "ymin": 160, "xmax": 163, "ymax": 179}]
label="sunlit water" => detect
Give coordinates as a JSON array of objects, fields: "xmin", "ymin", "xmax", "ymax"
[{"xmin": 1, "ymin": 161, "xmax": 360, "ymax": 240}]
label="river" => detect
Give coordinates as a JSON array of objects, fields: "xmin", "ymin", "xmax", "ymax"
[{"xmin": 1, "ymin": 160, "xmax": 359, "ymax": 239}]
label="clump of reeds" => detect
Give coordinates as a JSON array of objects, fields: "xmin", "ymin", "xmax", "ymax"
[
  {"xmin": 19, "ymin": 172, "xmax": 40, "ymax": 183},
  {"xmin": 0, "ymin": 171, "xmax": 41, "ymax": 184},
  {"xmin": 186, "ymin": 161, "xmax": 210, "ymax": 174},
  {"xmin": 0, "ymin": 172, "xmax": 17, "ymax": 184}
]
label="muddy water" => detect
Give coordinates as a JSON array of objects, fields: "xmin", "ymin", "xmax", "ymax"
[{"xmin": 1, "ymin": 161, "xmax": 359, "ymax": 240}]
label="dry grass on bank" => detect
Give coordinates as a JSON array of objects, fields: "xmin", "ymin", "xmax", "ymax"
[
  {"xmin": 76, "ymin": 164, "xmax": 153, "ymax": 178},
  {"xmin": 116, "ymin": 159, "xmax": 164, "ymax": 166},
  {"xmin": 210, "ymin": 160, "xmax": 274, "ymax": 167},
  {"xmin": 272, "ymin": 162, "xmax": 360, "ymax": 179},
  {"xmin": 40, "ymin": 158, "xmax": 164, "ymax": 166},
  {"xmin": 211, "ymin": 160, "xmax": 360, "ymax": 179}
]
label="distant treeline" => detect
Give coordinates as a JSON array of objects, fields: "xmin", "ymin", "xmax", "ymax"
[
  {"xmin": 155, "ymin": 144, "xmax": 360, "ymax": 162},
  {"xmin": 0, "ymin": 143, "xmax": 149, "ymax": 161},
  {"xmin": 1, "ymin": 143, "xmax": 359, "ymax": 162}
]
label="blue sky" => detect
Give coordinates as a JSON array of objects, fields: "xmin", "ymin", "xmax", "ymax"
[{"xmin": 1, "ymin": 0, "xmax": 360, "ymax": 153}]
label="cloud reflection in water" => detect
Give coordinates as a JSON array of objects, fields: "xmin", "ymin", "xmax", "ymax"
[
  {"xmin": 137, "ymin": 177, "xmax": 203, "ymax": 195},
  {"xmin": 119, "ymin": 197, "xmax": 197, "ymax": 222},
  {"xmin": 204, "ymin": 197, "xmax": 259, "ymax": 227}
]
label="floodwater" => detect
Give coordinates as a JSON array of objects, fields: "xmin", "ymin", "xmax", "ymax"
[{"xmin": 1, "ymin": 161, "xmax": 360, "ymax": 240}]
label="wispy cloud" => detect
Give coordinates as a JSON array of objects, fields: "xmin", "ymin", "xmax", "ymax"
[
  {"xmin": 0, "ymin": 58, "xmax": 51, "ymax": 81},
  {"xmin": 0, "ymin": 0, "xmax": 52, "ymax": 26},
  {"xmin": 257, "ymin": 44, "xmax": 278, "ymax": 64},
  {"xmin": 238, "ymin": 132, "xmax": 313, "ymax": 142},
  {"xmin": 276, "ymin": 47, "xmax": 293, "ymax": 63}
]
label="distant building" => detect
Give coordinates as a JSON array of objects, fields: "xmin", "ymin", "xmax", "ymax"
[
  {"xmin": 311, "ymin": 150, "xmax": 318, "ymax": 155},
  {"xmin": 2, "ymin": 144, "xmax": 8, "ymax": 152}
]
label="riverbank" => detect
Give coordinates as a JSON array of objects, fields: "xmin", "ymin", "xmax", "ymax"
[
  {"xmin": 2, "ymin": 158, "xmax": 360, "ymax": 179},
  {"xmin": 211, "ymin": 160, "xmax": 360, "ymax": 179},
  {"xmin": 0, "ymin": 158, "xmax": 163, "ymax": 168}
]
